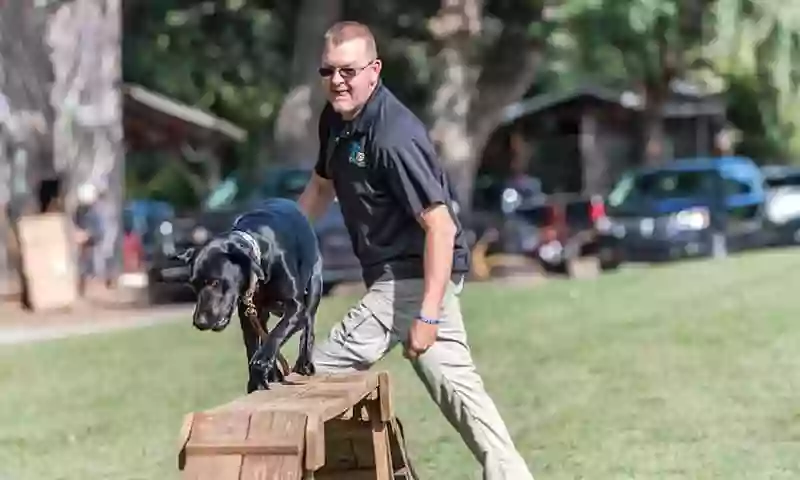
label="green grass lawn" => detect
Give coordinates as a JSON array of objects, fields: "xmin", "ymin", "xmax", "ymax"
[{"xmin": 4, "ymin": 250, "xmax": 800, "ymax": 479}]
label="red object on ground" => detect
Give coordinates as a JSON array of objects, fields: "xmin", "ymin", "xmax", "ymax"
[{"xmin": 122, "ymin": 232, "xmax": 144, "ymax": 272}]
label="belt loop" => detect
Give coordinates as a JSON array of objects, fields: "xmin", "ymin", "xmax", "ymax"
[{"xmin": 453, "ymin": 274, "xmax": 465, "ymax": 295}]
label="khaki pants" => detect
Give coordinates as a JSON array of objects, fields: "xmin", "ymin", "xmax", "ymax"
[{"xmin": 313, "ymin": 275, "xmax": 534, "ymax": 480}]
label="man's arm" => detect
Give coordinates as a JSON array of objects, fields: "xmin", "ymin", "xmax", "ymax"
[
  {"xmin": 297, "ymin": 172, "xmax": 336, "ymax": 223},
  {"xmin": 300, "ymin": 103, "xmax": 336, "ymax": 222},
  {"xmin": 418, "ymin": 204, "xmax": 458, "ymax": 320},
  {"xmin": 380, "ymin": 138, "xmax": 457, "ymax": 321}
]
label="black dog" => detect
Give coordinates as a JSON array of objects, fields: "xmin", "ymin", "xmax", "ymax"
[{"xmin": 174, "ymin": 198, "xmax": 324, "ymax": 392}]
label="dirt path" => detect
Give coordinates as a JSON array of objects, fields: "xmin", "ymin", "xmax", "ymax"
[{"xmin": 0, "ymin": 302, "xmax": 193, "ymax": 346}]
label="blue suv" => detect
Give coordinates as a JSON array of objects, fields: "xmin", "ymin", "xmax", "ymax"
[{"xmin": 600, "ymin": 156, "xmax": 768, "ymax": 262}]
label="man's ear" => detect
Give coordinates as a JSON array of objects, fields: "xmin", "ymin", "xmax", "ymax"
[{"xmin": 173, "ymin": 247, "xmax": 196, "ymax": 264}]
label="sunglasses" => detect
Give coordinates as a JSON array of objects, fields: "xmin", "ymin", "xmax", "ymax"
[{"xmin": 318, "ymin": 60, "xmax": 375, "ymax": 80}]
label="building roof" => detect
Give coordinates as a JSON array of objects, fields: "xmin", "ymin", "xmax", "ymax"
[
  {"xmin": 500, "ymin": 81, "xmax": 726, "ymax": 125},
  {"xmin": 122, "ymin": 83, "xmax": 247, "ymax": 149}
]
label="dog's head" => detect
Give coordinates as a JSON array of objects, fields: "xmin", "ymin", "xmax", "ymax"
[{"xmin": 174, "ymin": 235, "xmax": 266, "ymax": 332}]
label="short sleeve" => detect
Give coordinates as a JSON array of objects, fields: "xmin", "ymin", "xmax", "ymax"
[
  {"xmin": 314, "ymin": 104, "xmax": 333, "ymax": 179},
  {"xmin": 378, "ymin": 135, "xmax": 448, "ymax": 218}
]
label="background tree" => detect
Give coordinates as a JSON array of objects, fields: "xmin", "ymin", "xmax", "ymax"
[
  {"xmin": 555, "ymin": 0, "xmax": 717, "ymax": 166},
  {"xmin": 271, "ymin": 0, "xmax": 342, "ymax": 166},
  {"xmin": 426, "ymin": 0, "xmax": 547, "ymax": 208}
]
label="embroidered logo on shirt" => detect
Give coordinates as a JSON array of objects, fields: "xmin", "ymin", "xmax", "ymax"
[{"xmin": 348, "ymin": 140, "xmax": 366, "ymax": 167}]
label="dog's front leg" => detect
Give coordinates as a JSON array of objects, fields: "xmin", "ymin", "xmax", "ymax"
[
  {"xmin": 238, "ymin": 301, "xmax": 263, "ymax": 394},
  {"xmin": 249, "ymin": 299, "xmax": 304, "ymax": 389},
  {"xmin": 294, "ymin": 272, "xmax": 323, "ymax": 376}
]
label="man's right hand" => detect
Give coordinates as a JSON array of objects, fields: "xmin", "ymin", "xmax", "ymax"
[{"xmin": 298, "ymin": 172, "xmax": 336, "ymax": 222}]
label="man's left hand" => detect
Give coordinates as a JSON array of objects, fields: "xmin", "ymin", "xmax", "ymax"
[{"xmin": 404, "ymin": 317, "xmax": 439, "ymax": 360}]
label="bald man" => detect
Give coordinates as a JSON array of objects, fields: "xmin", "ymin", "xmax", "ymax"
[{"xmin": 298, "ymin": 21, "xmax": 535, "ymax": 480}]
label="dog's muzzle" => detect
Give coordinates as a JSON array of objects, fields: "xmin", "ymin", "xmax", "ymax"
[{"xmin": 192, "ymin": 308, "xmax": 231, "ymax": 332}]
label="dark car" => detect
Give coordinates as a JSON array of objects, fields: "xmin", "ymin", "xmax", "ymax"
[
  {"xmin": 601, "ymin": 155, "xmax": 768, "ymax": 263},
  {"xmin": 146, "ymin": 166, "xmax": 361, "ymax": 303},
  {"xmin": 464, "ymin": 174, "xmax": 622, "ymax": 277}
]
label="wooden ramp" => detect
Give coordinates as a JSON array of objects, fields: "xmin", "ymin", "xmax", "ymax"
[{"xmin": 177, "ymin": 371, "xmax": 416, "ymax": 479}]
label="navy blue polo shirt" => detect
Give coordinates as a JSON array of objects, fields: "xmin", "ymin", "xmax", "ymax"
[{"xmin": 315, "ymin": 82, "xmax": 471, "ymax": 287}]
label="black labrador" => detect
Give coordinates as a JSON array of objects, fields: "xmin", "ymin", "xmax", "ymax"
[{"xmin": 174, "ymin": 198, "xmax": 324, "ymax": 392}]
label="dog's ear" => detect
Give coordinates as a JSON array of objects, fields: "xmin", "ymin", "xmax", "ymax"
[{"xmin": 173, "ymin": 247, "xmax": 196, "ymax": 264}]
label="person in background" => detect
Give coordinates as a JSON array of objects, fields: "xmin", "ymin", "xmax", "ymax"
[{"xmin": 75, "ymin": 184, "xmax": 102, "ymax": 296}]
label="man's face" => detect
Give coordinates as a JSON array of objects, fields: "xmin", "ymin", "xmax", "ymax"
[{"xmin": 320, "ymin": 38, "xmax": 381, "ymax": 118}]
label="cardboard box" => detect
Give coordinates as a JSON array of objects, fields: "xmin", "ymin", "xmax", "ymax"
[{"xmin": 16, "ymin": 213, "xmax": 78, "ymax": 311}]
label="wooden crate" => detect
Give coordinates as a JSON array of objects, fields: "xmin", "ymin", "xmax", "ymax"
[{"xmin": 178, "ymin": 371, "xmax": 416, "ymax": 480}]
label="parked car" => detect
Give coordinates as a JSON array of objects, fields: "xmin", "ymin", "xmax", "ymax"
[
  {"xmin": 122, "ymin": 199, "xmax": 175, "ymax": 268},
  {"xmin": 600, "ymin": 156, "xmax": 768, "ymax": 263},
  {"xmin": 146, "ymin": 166, "xmax": 362, "ymax": 303},
  {"xmin": 464, "ymin": 174, "xmax": 623, "ymax": 277},
  {"xmin": 760, "ymin": 164, "xmax": 800, "ymax": 246}
]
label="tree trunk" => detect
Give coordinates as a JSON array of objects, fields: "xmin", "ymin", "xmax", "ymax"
[
  {"xmin": 272, "ymin": 0, "xmax": 341, "ymax": 166},
  {"xmin": 47, "ymin": 0, "xmax": 124, "ymax": 281},
  {"xmin": 427, "ymin": 0, "xmax": 483, "ymax": 209},
  {"xmin": 642, "ymin": 87, "xmax": 667, "ymax": 167},
  {"xmin": 427, "ymin": 0, "xmax": 543, "ymax": 210},
  {"xmin": 0, "ymin": 2, "xmax": 54, "ymax": 298},
  {"xmin": 579, "ymin": 109, "xmax": 608, "ymax": 195}
]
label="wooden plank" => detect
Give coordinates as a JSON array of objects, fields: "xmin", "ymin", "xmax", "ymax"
[
  {"xmin": 181, "ymin": 412, "xmax": 250, "ymax": 479},
  {"xmin": 185, "ymin": 442, "xmax": 300, "ymax": 456},
  {"xmin": 240, "ymin": 411, "xmax": 306, "ymax": 480},
  {"xmin": 304, "ymin": 414, "xmax": 326, "ymax": 471},
  {"xmin": 369, "ymin": 401, "xmax": 393, "ymax": 480},
  {"xmin": 182, "ymin": 455, "xmax": 244, "ymax": 480},
  {"xmin": 377, "ymin": 371, "xmax": 393, "ymax": 422},
  {"xmin": 314, "ymin": 470, "xmax": 380, "ymax": 480}
]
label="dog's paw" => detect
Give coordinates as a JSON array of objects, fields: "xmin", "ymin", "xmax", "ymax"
[
  {"xmin": 266, "ymin": 366, "xmax": 284, "ymax": 384},
  {"xmin": 247, "ymin": 377, "xmax": 267, "ymax": 393},
  {"xmin": 292, "ymin": 358, "xmax": 316, "ymax": 376},
  {"xmin": 248, "ymin": 354, "xmax": 269, "ymax": 372}
]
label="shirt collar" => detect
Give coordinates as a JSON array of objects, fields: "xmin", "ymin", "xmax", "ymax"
[{"xmin": 338, "ymin": 80, "xmax": 385, "ymax": 136}]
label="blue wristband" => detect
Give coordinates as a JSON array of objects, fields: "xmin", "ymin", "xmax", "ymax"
[{"xmin": 416, "ymin": 314, "xmax": 441, "ymax": 325}]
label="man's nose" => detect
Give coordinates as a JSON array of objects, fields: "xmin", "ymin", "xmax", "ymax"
[{"xmin": 330, "ymin": 70, "xmax": 346, "ymax": 85}]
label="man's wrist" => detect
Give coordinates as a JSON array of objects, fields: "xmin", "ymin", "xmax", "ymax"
[{"xmin": 415, "ymin": 313, "xmax": 441, "ymax": 325}]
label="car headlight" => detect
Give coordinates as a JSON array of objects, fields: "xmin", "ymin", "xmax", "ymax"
[
  {"xmin": 192, "ymin": 226, "xmax": 210, "ymax": 245},
  {"xmin": 159, "ymin": 221, "xmax": 173, "ymax": 236},
  {"xmin": 597, "ymin": 217, "xmax": 626, "ymax": 238},
  {"xmin": 669, "ymin": 207, "xmax": 710, "ymax": 231}
]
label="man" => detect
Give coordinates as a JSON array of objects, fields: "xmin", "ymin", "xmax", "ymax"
[{"xmin": 297, "ymin": 21, "xmax": 535, "ymax": 480}]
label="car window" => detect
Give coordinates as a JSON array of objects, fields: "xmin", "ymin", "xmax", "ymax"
[
  {"xmin": 765, "ymin": 174, "xmax": 800, "ymax": 188},
  {"xmin": 608, "ymin": 169, "xmax": 718, "ymax": 209}
]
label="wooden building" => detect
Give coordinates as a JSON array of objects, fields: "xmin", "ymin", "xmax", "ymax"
[{"xmin": 479, "ymin": 82, "xmax": 727, "ymax": 196}]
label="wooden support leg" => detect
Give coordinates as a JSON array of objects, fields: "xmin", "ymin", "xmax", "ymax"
[{"xmin": 368, "ymin": 400, "xmax": 393, "ymax": 480}]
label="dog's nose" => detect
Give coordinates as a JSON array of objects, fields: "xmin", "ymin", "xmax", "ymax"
[{"xmin": 193, "ymin": 310, "xmax": 212, "ymax": 331}]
